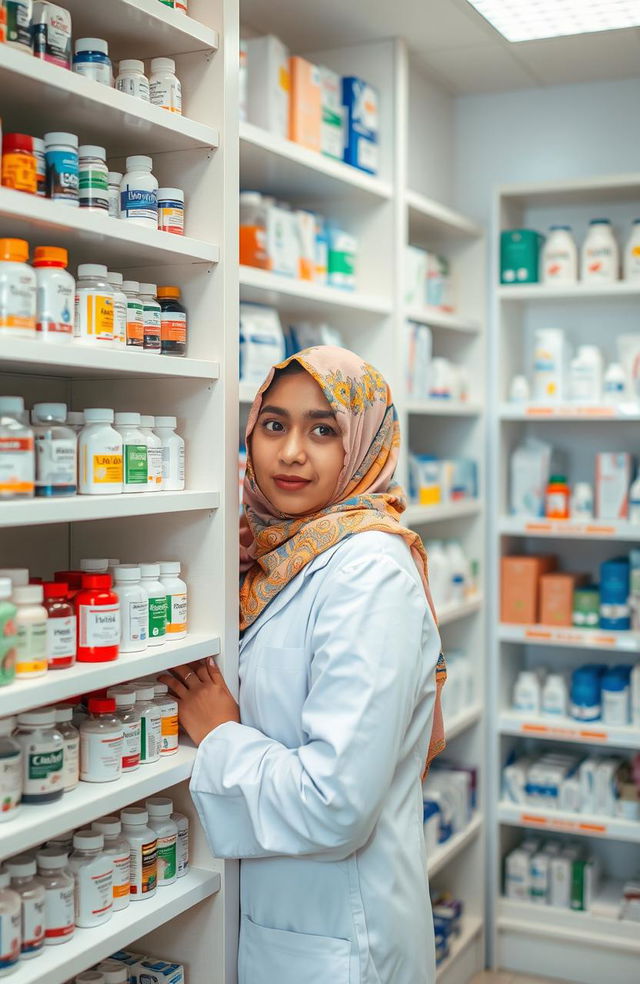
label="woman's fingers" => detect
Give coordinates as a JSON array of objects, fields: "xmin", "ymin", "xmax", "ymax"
[
  {"xmin": 172, "ymin": 663, "xmax": 200, "ymax": 688},
  {"xmin": 158, "ymin": 671, "xmax": 188, "ymax": 699}
]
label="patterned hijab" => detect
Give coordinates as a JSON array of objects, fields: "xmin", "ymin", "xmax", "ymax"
[{"xmin": 239, "ymin": 345, "xmax": 446, "ymax": 771}]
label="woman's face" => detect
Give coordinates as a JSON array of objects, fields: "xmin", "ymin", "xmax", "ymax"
[{"xmin": 251, "ymin": 370, "xmax": 345, "ymax": 517}]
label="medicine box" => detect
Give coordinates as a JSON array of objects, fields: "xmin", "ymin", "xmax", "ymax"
[
  {"xmin": 500, "ymin": 229, "xmax": 545, "ymax": 285},
  {"xmin": 405, "ymin": 245, "xmax": 428, "ymax": 307},
  {"xmin": 289, "ymin": 56, "xmax": 322, "ymax": 152},
  {"xmin": 266, "ymin": 204, "xmax": 299, "ymax": 278},
  {"xmin": 320, "ymin": 66, "xmax": 344, "ymax": 160},
  {"xmin": 595, "ymin": 452, "xmax": 632, "ymax": 520},
  {"xmin": 342, "ymin": 76, "xmax": 379, "ymax": 175},
  {"xmin": 327, "ymin": 227, "xmax": 357, "ymax": 290},
  {"xmin": 135, "ymin": 960, "xmax": 185, "ymax": 983},
  {"xmin": 540, "ymin": 572, "xmax": 587, "ymax": 627},
  {"xmin": 245, "ymin": 35, "xmax": 290, "ymax": 139},
  {"xmin": 500, "ymin": 554, "xmax": 557, "ymax": 624}
]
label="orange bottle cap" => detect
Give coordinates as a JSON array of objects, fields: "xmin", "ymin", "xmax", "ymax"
[
  {"xmin": 157, "ymin": 286, "xmax": 181, "ymax": 298},
  {"xmin": 0, "ymin": 238, "xmax": 29, "ymax": 263},
  {"xmin": 34, "ymin": 246, "xmax": 68, "ymax": 267}
]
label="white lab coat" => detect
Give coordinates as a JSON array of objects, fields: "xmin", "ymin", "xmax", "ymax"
[{"xmin": 190, "ymin": 531, "xmax": 440, "ymax": 984}]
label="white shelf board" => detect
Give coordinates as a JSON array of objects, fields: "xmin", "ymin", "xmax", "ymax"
[
  {"xmin": 240, "ymin": 122, "xmax": 392, "ymax": 202},
  {"xmin": 406, "ymin": 189, "xmax": 482, "ymax": 241},
  {"xmin": 0, "ymin": 188, "xmax": 218, "ymax": 268},
  {"xmin": 445, "ymin": 705, "xmax": 483, "ymax": 741},
  {"xmin": 428, "ymin": 814, "xmax": 483, "ymax": 878},
  {"xmin": 498, "ymin": 710, "xmax": 640, "ymax": 749},
  {"xmin": 435, "ymin": 916, "xmax": 483, "ymax": 983},
  {"xmin": 500, "ymin": 402, "xmax": 640, "ymax": 421},
  {"xmin": 404, "ymin": 500, "xmax": 482, "ymax": 527},
  {"xmin": 499, "ymin": 515, "xmax": 640, "ymax": 541},
  {"xmin": 0, "ymin": 338, "xmax": 219, "ymax": 381},
  {"xmin": 0, "ymin": 490, "xmax": 219, "ymax": 528},
  {"xmin": 0, "ymin": 633, "xmax": 220, "ymax": 718},
  {"xmin": 405, "ymin": 305, "xmax": 481, "ymax": 333},
  {"xmin": 239, "ymin": 266, "xmax": 391, "ymax": 318},
  {"xmin": 0, "ymin": 46, "xmax": 219, "ymax": 157},
  {"xmin": 438, "ymin": 595, "xmax": 483, "ymax": 627},
  {"xmin": 10, "ymin": 868, "xmax": 221, "ymax": 984},
  {"xmin": 497, "ymin": 897, "xmax": 640, "ymax": 955},
  {"xmin": 498, "ymin": 282, "xmax": 640, "ymax": 302},
  {"xmin": 498, "ymin": 622, "xmax": 640, "ymax": 653},
  {"xmin": 498, "ymin": 801, "xmax": 640, "ymax": 843},
  {"xmin": 405, "ymin": 400, "xmax": 482, "ymax": 417},
  {"xmin": 0, "ymin": 742, "xmax": 198, "ymax": 861},
  {"xmin": 499, "ymin": 172, "xmax": 640, "ymax": 207},
  {"xmin": 239, "ymin": 380, "xmax": 258, "ymax": 404}
]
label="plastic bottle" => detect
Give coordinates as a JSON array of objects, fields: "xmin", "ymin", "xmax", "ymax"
[
  {"xmin": 532, "ymin": 327, "xmax": 567, "ymax": 403},
  {"xmin": 80, "ymin": 698, "xmax": 123, "ymax": 783},
  {"xmin": 120, "ymin": 807, "xmax": 157, "ymax": 900},
  {"xmin": 623, "ymin": 219, "xmax": 640, "ymax": 281},
  {"xmin": 545, "ymin": 475, "xmax": 570, "ymax": 520},
  {"xmin": 78, "ymin": 145, "xmax": 109, "ymax": 212},
  {"xmin": 542, "ymin": 225, "xmax": 577, "ymax": 284},
  {"xmin": 158, "ymin": 561, "xmax": 187, "ymax": 639},
  {"xmin": 32, "ymin": 402, "xmax": 77, "ymax": 497},
  {"xmin": 541, "ymin": 673, "xmax": 568, "ymax": 716},
  {"xmin": 570, "ymin": 667, "xmax": 601, "ymax": 721},
  {"xmin": 33, "ymin": 245, "xmax": 74, "ymax": 341},
  {"xmin": 106, "ymin": 272, "xmax": 127, "ymax": 347},
  {"xmin": 0, "ymin": 238, "xmax": 37, "ymax": 336},
  {"xmin": 513, "ymin": 670, "xmax": 541, "ymax": 714},
  {"xmin": 139, "ymin": 563, "xmax": 166, "ymax": 644},
  {"xmin": 153, "ymin": 682, "xmax": 178, "ymax": 755},
  {"xmin": 54, "ymin": 704, "xmax": 79, "ymax": 790},
  {"xmin": 603, "ymin": 362, "xmax": 627, "ymax": 403},
  {"xmin": 581, "ymin": 219, "xmax": 619, "ymax": 283},
  {"xmin": 5, "ymin": 0, "xmax": 32, "ymax": 52},
  {"xmin": 106, "ymin": 687, "xmax": 140, "ymax": 772},
  {"xmin": 120, "ymin": 157, "xmax": 158, "ymax": 228},
  {"xmin": 154, "ymin": 417, "xmax": 185, "ymax": 491},
  {"xmin": 171, "ymin": 812, "xmax": 189, "ymax": 877},
  {"xmin": 78, "ymin": 408, "xmax": 123, "ymax": 495},
  {"xmin": 115, "ymin": 59, "xmax": 149, "ymax": 101},
  {"xmin": 113, "ymin": 566, "xmax": 148, "ymax": 652},
  {"xmin": 602, "ymin": 669, "xmax": 630, "ymax": 725},
  {"xmin": 107, "ymin": 172, "xmax": 122, "ymax": 219},
  {"xmin": 139, "ymin": 283, "xmax": 161, "ymax": 353},
  {"xmin": 44, "ymin": 132, "xmax": 79, "ymax": 206},
  {"xmin": 149, "ymin": 58, "xmax": 182, "ymax": 114},
  {"xmin": 568, "ymin": 345, "xmax": 603, "ymax": 403},
  {"xmin": 90, "ymin": 817, "xmax": 131, "ymax": 911},
  {"xmin": 73, "ymin": 38, "xmax": 112, "ymax": 85},
  {"xmin": 74, "ymin": 264, "xmax": 114, "ymax": 344},
  {"xmin": 139, "ymin": 418, "xmax": 164, "ymax": 491},
  {"xmin": 157, "ymin": 285, "xmax": 188, "ymax": 356},
  {"xmin": 158, "ymin": 188, "xmax": 185, "ymax": 235},
  {"xmin": 0, "ymin": 396, "xmax": 35, "ymax": 500},
  {"xmin": 75, "ymin": 574, "xmax": 120, "ymax": 662},
  {"xmin": 134, "ymin": 684, "xmax": 161, "ymax": 764},
  {"xmin": 0, "ymin": 578, "xmax": 17, "ymax": 689},
  {"xmin": 1, "ymin": 134, "xmax": 37, "ymax": 194},
  {"xmin": 35, "ymin": 848, "xmax": 75, "ymax": 946},
  {"xmin": 146, "ymin": 798, "xmax": 177, "ymax": 886},
  {"xmin": 0, "ymin": 870, "xmax": 21, "ymax": 974},
  {"xmin": 14, "ymin": 585, "xmax": 48, "ymax": 679},
  {"xmin": 114, "ymin": 413, "xmax": 148, "ymax": 492},
  {"xmin": 570, "ymin": 482, "xmax": 594, "ymax": 520},
  {"xmin": 5, "ymin": 856, "xmax": 45, "ymax": 959},
  {"xmin": 68, "ymin": 830, "xmax": 113, "ymax": 928},
  {"xmin": 43, "ymin": 583, "xmax": 76, "ymax": 670},
  {"xmin": 32, "ymin": 1, "xmax": 72, "ymax": 68},
  {"xmin": 0, "ymin": 716, "xmax": 22, "ymax": 821},
  {"xmin": 509, "ymin": 375, "xmax": 530, "ymax": 403},
  {"xmin": 15, "ymin": 708, "xmax": 64, "ymax": 804},
  {"xmin": 122, "ymin": 280, "xmax": 144, "ymax": 348},
  {"xmin": 32, "ymin": 136, "xmax": 46, "ymax": 197}
]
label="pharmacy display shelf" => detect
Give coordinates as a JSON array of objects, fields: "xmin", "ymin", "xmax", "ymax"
[
  {"xmin": 406, "ymin": 189, "xmax": 483, "ymax": 242},
  {"xmin": 498, "ymin": 710, "xmax": 640, "ymax": 749},
  {"xmin": 239, "ymin": 380, "xmax": 258, "ymax": 404},
  {"xmin": 498, "ymin": 622, "xmax": 640, "ymax": 653},
  {"xmin": 498, "ymin": 515, "xmax": 640, "ymax": 541},
  {"xmin": 497, "ymin": 282, "xmax": 640, "ymax": 302},
  {"xmin": 437, "ymin": 596, "xmax": 484, "ymax": 627},
  {"xmin": 435, "ymin": 916, "xmax": 483, "ymax": 984},
  {"xmin": 0, "ymin": 633, "xmax": 220, "ymax": 719},
  {"xmin": 0, "ymin": 338, "xmax": 220, "ymax": 381},
  {"xmin": 445, "ymin": 705, "xmax": 483, "ymax": 741},
  {"xmin": 0, "ymin": 46, "xmax": 219, "ymax": 157},
  {"xmin": 404, "ymin": 306, "xmax": 481, "ymax": 333},
  {"xmin": 0, "ymin": 742, "xmax": 199, "ymax": 862},
  {"xmin": 239, "ymin": 266, "xmax": 392, "ymax": 318},
  {"xmin": 240, "ymin": 122, "xmax": 393, "ymax": 203},
  {"xmin": 0, "ymin": 188, "xmax": 219, "ymax": 268},
  {"xmin": 404, "ymin": 500, "xmax": 483, "ymax": 527},
  {"xmin": 499, "ymin": 402, "xmax": 640, "ymax": 421},
  {"xmin": 11, "ymin": 868, "xmax": 221, "ymax": 984},
  {"xmin": 496, "ymin": 897, "xmax": 640, "ymax": 956},
  {"xmin": 406, "ymin": 400, "xmax": 482, "ymax": 417},
  {"xmin": 428, "ymin": 813, "xmax": 483, "ymax": 878},
  {"xmin": 0, "ymin": 490, "xmax": 220, "ymax": 528},
  {"xmin": 497, "ymin": 801, "xmax": 640, "ymax": 843}
]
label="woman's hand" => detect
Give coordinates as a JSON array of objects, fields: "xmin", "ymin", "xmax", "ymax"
[{"xmin": 159, "ymin": 658, "xmax": 240, "ymax": 747}]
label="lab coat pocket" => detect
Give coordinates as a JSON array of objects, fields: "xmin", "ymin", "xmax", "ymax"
[
  {"xmin": 240, "ymin": 915, "xmax": 352, "ymax": 984},
  {"xmin": 254, "ymin": 646, "xmax": 309, "ymax": 746}
]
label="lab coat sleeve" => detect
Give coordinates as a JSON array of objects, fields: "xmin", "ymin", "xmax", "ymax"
[{"xmin": 189, "ymin": 548, "xmax": 439, "ymax": 860}]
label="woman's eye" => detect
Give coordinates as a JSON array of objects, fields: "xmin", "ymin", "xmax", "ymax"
[
  {"xmin": 263, "ymin": 419, "xmax": 284, "ymax": 432},
  {"xmin": 313, "ymin": 424, "xmax": 336, "ymax": 437}
]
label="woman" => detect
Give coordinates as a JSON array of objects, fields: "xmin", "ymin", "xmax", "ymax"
[{"xmin": 162, "ymin": 346, "xmax": 445, "ymax": 984}]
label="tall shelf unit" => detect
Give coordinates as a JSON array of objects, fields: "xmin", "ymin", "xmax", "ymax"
[{"xmin": 490, "ymin": 176, "xmax": 640, "ymax": 984}]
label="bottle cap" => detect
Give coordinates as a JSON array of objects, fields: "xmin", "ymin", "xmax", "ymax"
[
  {"xmin": 88, "ymin": 697, "xmax": 117, "ymax": 714},
  {"xmin": 107, "ymin": 171, "xmax": 123, "ymax": 184},
  {"xmin": 159, "ymin": 561, "xmax": 181, "ymax": 575},
  {"xmin": 80, "ymin": 559, "xmax": 108, "ymax": 573},
  {"xmin": 151, "ymin": 57, "xmax": 175, "ymax": 73},
  {"xmin": 0, "ymin": 396, "xmax": 25, "ymax": 415},
  {"xmin": 0, "ymin": 238, "xmax": 29, "ymax": 263},
  {"xmin": 5, "ymin": 855, "xmax": 37, "ymax": 877},
  {"xmin": 37, "ymin": 847, "xmax": 69, "ymax": 870},
  {"xmin": 589, "ymin": 217, "xmax": 611, "ymax": 225},
  {"xmin": 96, "ymin": 960, "xmax": 129, "ymax": 984},
  {"xmin": 109, "ymin": 688, "xmax": 136, "ymax": 708},
  {"xmin": 155, "ymin": 416, "xmax": 177, "ymax": 428},
  {"xmin": 140, "ymin": 562, "xmax": 161, "ymax": 579},
  {"xmin": 78, "ymin": 263, "xmax": 108, "ymax": 278},
  {"xmin": 139, "ymin": 416, "xmax": 155, "ymax": 429},
  {"xmin": 33, "ymin": 246, "xmax": 68, "ymax": 268},
  {"xmin": 125, "ymin": 155, "xmax": 153, "ymax": 171},
  {"xmin": 119, "ymin": 59, "xmax": 145, "ymax": 73},
  {"xmin": 114, "ymin": 565, "xmax": 141, "ymax": 581},
  {"xmin": 13, "ymin": 585, "xmax": 44, "ymax": 605},
  {"xmin": 0, "ymin": 578, "xmax": 12, "ymax": 601},
  {"xmin": 91, "ymin": 816, "xmax": 122, "ymax": 837},
  {"xmin": 83, "ymin": 408, "xmax": 114, "ymax": 423},
  {"xmin": 17, "ymin": 707, "xmax": 56, "ymax": 727},
  {"xmin": 74, "ymin": 37, "xmax": 109, "ymax": 54},
  {"xmin": 121, "ymin": 807, "xmax": 148, "ymax": 825},
  {"xmin": 67, "ymin": 411, "xmax": 84, "ymax": 427},
  {"xmin": 80, "ymin": 574, "xmax": 112, "ymax": 590},
  {"xmin": 135, "ymin": 684, "xmax": 155, "ymax": 701},
  {"xmin": 73, "ymin": 829, "xmax": 104, "ymax": 851},
  {"xmin": 139, "ymin": 283, "xmax": 157, "ymax": 295},
  {"xmin": 146, "ymin": 796, "xmax": 173, "ymax": 817},
  {"xmin": 107, "ymin": 271, "xmax": 123, "ymax": 286},
  {"xmin": 44, "ymin": 131, "xmax": 79, "ymax": 148},
  {"xmin": 114, "ymin": 412, "xmax": 141, "ymax": 426},
  {"xmin": 54, "ymin": 704, "xmax": 74, "ymax": 723},
  {"xmin": 32, "ymin": 402, "xmax": 67, "ymax": 423},
  {"xmin": 43, "ymin": 582, "xmax": 69, "ymax": 601},
  {"xmin": 79, "ymin": 145, "xmax": 107, "ymax": 160},
  {"xmin": 548, "ymin": 475, "xmax": 567, "ymax": 485},
  {"xmin": 158, "ymin": 188, "xmax": 184, "ymax": 201},
  {"xmin": 2, "ymin": 133, "xmax": 33, "ymax": 154},
  {"xmin": 153, "ymin": 682, "xmax": 169, "ymax": 696},
  {"xmin": 156, "ymin": 286, "xmax": 180, "ymax": 298},
  {"xmin": 122, "ymin": 281, "xmax": 140, "ymax": 293}
]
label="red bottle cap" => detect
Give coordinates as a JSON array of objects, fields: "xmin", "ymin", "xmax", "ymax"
[
  {"xmin": 29, "ymin": 576, "xmax": 43, "ymax": 584},
  {"xmin": 88, "ymin": 697, "xmax": 116, "ymax": 714},
  {"xmin": 81, "ymin": 574, "xmax": 112, "ymax": 589},
  {"xmin": 43, "ymin": 581, "xmax": 68, "ymax": 599},
  {"xmin": 55, "ymin": 570, "xmax": 83, "ymax": 588},
  {"xmin": 2, "ymin": 133, "xmax": 34, "ymax": 154}
]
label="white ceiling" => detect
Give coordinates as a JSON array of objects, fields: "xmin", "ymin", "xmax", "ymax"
[{"xmin": 241, "ymin": 0, "xmax": 640, "ymax": 94}]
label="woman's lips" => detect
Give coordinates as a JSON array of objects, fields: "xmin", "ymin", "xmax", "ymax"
[{"xmin": 272, "ymin": 475, "xmax": 311, "ymax": 491}]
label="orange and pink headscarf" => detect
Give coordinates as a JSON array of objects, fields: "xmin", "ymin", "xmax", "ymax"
[{"xmin": 239, "ymin": 345, "xmax": 446, "ymax": 771}]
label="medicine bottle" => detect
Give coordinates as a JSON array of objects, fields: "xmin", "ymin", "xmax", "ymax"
[
  {"xmin": 149, "ymin": 58, "xmax": 182, "ymax": 114},
  {"xmin": 0, "ymin": 870, "xmax": 21, "ymax": 973},
  {"xmin": 80, "ymin": 698, "xmax": 123, "ymax": 783},
  {"xmin": 115, "ymin": 59, "xmax": 149, "ymax": 101},
  {"xmin": 5, "ymin": 0, "xmax": 32, "ymax": 53},
  {"xmin": 106, "ymin": 687, "xmax": 141, "ymax": 772},
  {"xmin": 114, "ymin": 413, "xmax": 148, "ymax": 492},
  {"xmin": 74, "ymin": 264, "xmax": 114, "ymax": 344},
  {"xmin": 624, "ymin": 219, "xmax": 640, "ymax": 281},
  {"xmin": 139, "ymin": 418, "xmax": 164, "ymax": 491},
  {"xmin": 78, "ymin": 408, "xmax": 123, "ymax": 495},
  {"xmin": 581, "ymin": 218, "xmax": 619, "ymax": 283},
  {"xmin": 68, "ymin": 830, "xmax": 114, "ymax": 928},
  {"xmin": 140, "ymin": 563, "xmax": 166, "ymax": 644},
  {"xmin": 0, "ymin": 578, "xmax": 17, "ymax": 689},
  {"xmin": 106, "ymin": 272, "xmax": 127, "ymax": 347},
  {"xmin": 171, "ymin": 811, "xmax": 189, "ymax": 877},
  {"xmin": 0, "ymin": 238, "xmax": 37, "ymax": 337},
  {"xmin": 134, "ymin": 684, "xmax": 161, "ymax": 764},
  {"xmin": 35, "ymin": 847, "xmax": 75, "ymax": 946},
  {"xmin": 5, "ymin": 855, "xmax": 45, "ymax": 959},
  {"xmin": 154, "ymin": 417, "xmax": 185, "ymax": 491},
  {"xmin": 146, "ymin": 797, "xmax": 178, "ymax": 886},
  {"xmin": 113, "ymin": 565, "xmax": 148, "ymax": 652},
  {"xmin": 107, "ymin": 171, "xmax": 122, "ymax": 218},
  {"xmin": 239, "ymin": 191, "xmax": 269, "ymax": 269},
  {"xmin": 73, "ymin": 38, "xmax": 113, "ymax": 86},
  {"xmin": 90, "ymin": 817, "xmax": 131, "ymax": 911},
  {"xmin": 0, "ymin": 569, "xmax": 28, "ymax": 588},
  {"xmin": 32, "ymin": 137, "xmax": 47, "ymax": 197},
  {"xmin": 80, "ymin": 558, "xmax": 109, "ymax": 574},
  {"xmin": 32, "ymin": 1, "xmax": 72, "ymax": 69},
  {"xmin": 14, "ymin": 585, "xmax": 48, "ymax": 679},
  {"xmin": 33, "ymin": 246, "xmax": 75, "ymax": 341},
  {"xmin": 122, "ymin": 280, "xmax": 144, "ymax": 347},
  {"xmin": 158, "ymin": 188, "xmax": 185, "ymax": 235},
  {"xmin": 545, "ymin": 475, "xmax": 570, "ymax": 520},
  {"xmin": 0, "ymin": 396, "xmax": 35, "ymax": 502},
  {"xmin": 15, "ymin": 708, "xmax": 64, "ymax": 803},
  {"xmin": 1, "ymin": 134, "xmax": 37, "ymax": 194},
  {"xmin": 139, "ymin": 283, "xmax": 161, "ymax": 353},
  {"xmin": 120, "ymin": 807, "xmax": 157, "ymax": 900},
  {"xmin": 120, "ymin": 157, "xmax": 158, "ymax": 228},
  {"xmin": 96, "ymin": 960, "xmax": 128, "ymax": 983},
  {"xmin": 32, "ymin": 402, "xmax": 77, "ymax": 497},
  {"xmin": 157, "ymin": 286, "xmax": 187, "ymax": 356},
  {"xmin": 158, "ymin": 561, "xmax": 187, "ymax": 639},
  {"xmin": 54, "ymin": 704, "xmax": 79, "ymax": 790},
  {"xmin": 78, "ymin": 145, "xmax": 109, "ymax": 212},
  {"xmin": 44, "ymin": 583, "xmax": 76, "ymax": 670},
  {"xmin": 0, "ymin": 715, "xmax": 22, "ymax": 820},
  {"xmin": 153, "ymin": 682, "xmax": 178, "ymax": 754},
  {"xmin": 76, "ymin": 574, "xmax": 120, "ymax": 662},
  {"xmin": 44, "ymin": 132, "xmax": 79, "ymax": 206}
]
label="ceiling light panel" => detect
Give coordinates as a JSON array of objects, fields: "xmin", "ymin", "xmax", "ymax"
[{"xmin": 465, "ymin": 0, "xmax": 640, "ymax": 43}]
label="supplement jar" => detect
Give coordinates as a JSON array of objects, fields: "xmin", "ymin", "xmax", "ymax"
[
  {"xmin": 171, "ymin": 811, "xmax": 190, "ymax": 877},
  {"xmin": 120, "ymin": 807, "xmax": 157, "ymax": 900},
  {"xmin": 1, "ymin": 133, "xmax": 37, "ymax": 194},
  {"xmin": 0, "ymin": 238, "xmax": 37, "ymax": 337},
  {"xmin": 134, "ymin": 684, "xmax": 161, "ymax": 764},
  {"xmin": 157, "ymin": 285, "xmax": 188, "ymax": 356},
  {"xmin": 32, "ymin": 136, "xmax": 47, "ymax": 196},
  {"xmin": 54, "ymin": 703, "xmax": 79, "ymax": 789},
  {"xmin": 107, "ymin": 171, "xmax": 123, "ymax": 218},
  {"xmin": 5, "ymin": 856, "xmax": 45, "ymax": 959},
  {"xmin": 32, "ymin": 402, "xmax": 77, "ymax": 496},
  {"xmin": 140, "ymin": 562, "xmax": 166, "ymax": 642},
  {"xmin": 5, "ymin": 0, "xmax": 33, "ymax": 52},
  {"xmin": 32, "ymin": 0, "xmax": 72, "ymax": 68},
  {"xmin": 78, "ymin": 145, "xmax": 109, "ymax": 211},
  {"xmin": 74, "ymin": 264, "xmax": 114, "ymax": 344},
  {"xmin": 122, "ymin": 280, "xmax": 144, "ymax": 347},
  {"xmin": 146, "ymin": 797, "xmax": 178, "ymax": 885},
  {"xmin": 44, "ymin": 131, "xmax": 79, "ymax": 206},
  {"xmin": 153, "ymin": 682, "xmax": 178, "ymax": 755},
  {"xmin": 154, "ymin": 417, "xmax": 185, "ymax": 491},
  {"xmin": 158, "ymin": 560, "xmax": 187, "ymax": 639},
  {"xmin": 35, "ymin": 847, "xmax": 75, "ymax": 945},
  {"xmin": 113, "ymin": 565, "xmax": 148, "ymax": 652},
  {"xmin": 158, "ymin": 188, "xmax": 185, "ymax": 235},
  {"xmin": 78, "ymin": 408, "xmax": 123, "ymax": 494},
  {"xmin": 34, "ymin": 245, "xmax": 74, "ymax": 340},
  {"xmin": 139, "ymin": 283, "xmax": 161, "ymax": 353},
  {"xmin": 14, "ymin": 707, "xmax": 64, "ymax": 804},
  {"xmin": 73, "ymin": 37, "xmax": 113, "ymax": 86},
  {"xmin": 120, "ymin": 157, "xmax": 158, "ymax": 228},
  {"xmin": 149, "ymin": 57, "xmax": 182, "ymax": 114},
  {"xmin": 0, "ymin": 870, "xmax": 21, "ymax": 973},
  {"xmin": 139, "ymin": 418, "xmax": 164, "ymax": 490},
  {"xmin": 115, "ymin": 59, "xmax": 149, "ymax": 101},
  {"xmin": 14, "ymin": 584, "xmax": 48, "ymax": 679},
  {"xmin": 114, "ymin": 413, "xmax": 148, "ymax": 492},
  {"xmin": 75, "ymin": 573, "xmax": 120, "ymax": 662},
  {"xmin": 90, "ymin": 816, "xmax": 131, "ymax": 910},
  {"xmin": 44, "ymin": 583, "xmax": 77, "ymax": 670},
  {"xmin": 106, "ymin": 272, "xmax": 127, "ymax": 347},
  {"xmin": 80, "ymin": 697, "xmax": 124, "ymax": 783},
  {"xmin": 107, "ymin": 686, "xmax": 141, "ymax": 772},
  {"xmin": 68, "ymin": 830, "xmax": 114, "ymax": 928},
  {"xmin": 0, "ymin": 396, "xmax": 35, "ymax": 500},
  {"xmin": 0, "ymin": 715, "xmax": 22, "ymax": 820}
]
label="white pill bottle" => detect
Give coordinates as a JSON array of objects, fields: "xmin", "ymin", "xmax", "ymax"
[{"xmin": 120, "ymin": 156, "xmax": 158, "ymax": 228}]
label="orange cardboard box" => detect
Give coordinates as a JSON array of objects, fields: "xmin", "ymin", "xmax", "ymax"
[
  {"xmin": 540, "ymin": 572, "xmax": 588, "ymax": 627},
  {"xmin": 501, "ymin": 555, "xmax": 557, "ymax": 624},
  {"xmin": 289, "ymin": 56, "xmax": 322, "ymax": 151}
]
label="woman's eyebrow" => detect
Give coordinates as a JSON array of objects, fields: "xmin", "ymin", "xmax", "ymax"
[
  {"xmin": 305, "ymin": 408, "xmax": 336, "ymax": 420},
  {"xmin": 259, "ymin": 404, "xmax": 288, "ymax": 416}
]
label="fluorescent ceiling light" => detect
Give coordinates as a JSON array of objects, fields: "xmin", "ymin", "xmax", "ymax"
[{"xmin": 465, "ymin": 0, "xmax": 640, "ymax": 42}]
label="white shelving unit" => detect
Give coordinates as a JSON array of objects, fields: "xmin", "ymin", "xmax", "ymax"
[
  {"xmin": 0, "ymin": 2, "xmax": 238, "ymax": 982},
  {"xmin": 490, "ymin": 174, "xmax": 640, "ymax": 984}
]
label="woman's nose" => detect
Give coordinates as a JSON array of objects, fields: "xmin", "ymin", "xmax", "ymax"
[{"xmin": 280, "ymin": 429, "xmax": 306, "ymax": 464}]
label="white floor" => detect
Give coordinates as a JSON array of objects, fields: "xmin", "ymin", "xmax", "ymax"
[{"xmin": 471, "ymin": 974, "xmax": 571, "ymax": 984}]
